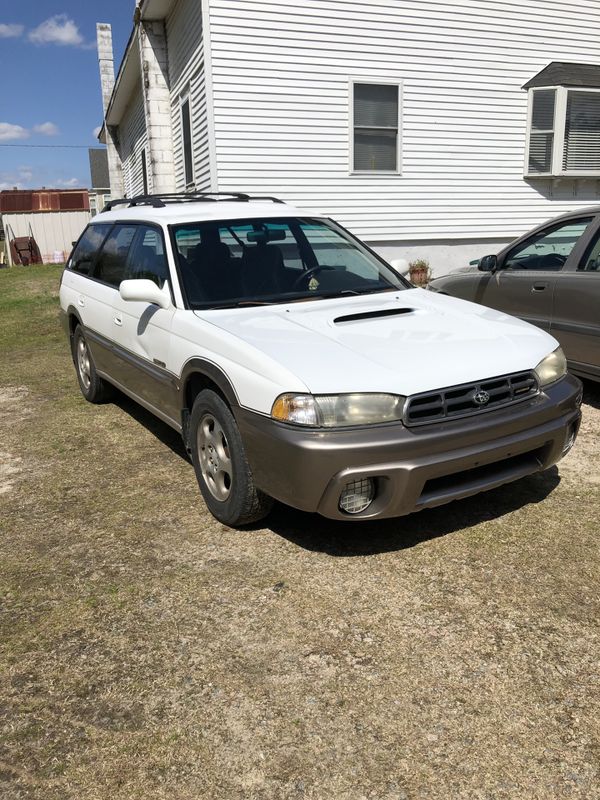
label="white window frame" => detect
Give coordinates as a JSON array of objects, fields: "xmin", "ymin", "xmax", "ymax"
[
  {"xmin": 349, "ymin": 79, "xmax": 402, "ymax": 175},
  {"xmin": 525, "ymin": 85, "xmax": 600, "ymax": 178},
  {"xmin": 179, "ymin": 90, "xmax": 195, "ymax": 188}
]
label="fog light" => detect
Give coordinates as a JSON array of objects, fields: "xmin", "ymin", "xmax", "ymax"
[{"xmin": 339, "ymin": 478, "xmax": 375, "ymax": 514}]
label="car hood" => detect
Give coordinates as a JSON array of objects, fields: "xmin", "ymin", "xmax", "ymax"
[
  {"xmin": 194, "ymin": 289, "xmax": 558, "ymax": 396},
  {"xmin": 429, "ymin": 266, "xmax": 479, "ymax": 283}
]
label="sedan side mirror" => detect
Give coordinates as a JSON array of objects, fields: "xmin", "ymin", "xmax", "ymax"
[
  {"xmin": 478, "ymin": 254, "xmax": 498, "ymax": 272},
  {"xmin": 119, "ymin": 279, "xmax": 171, "ymax": 309}
]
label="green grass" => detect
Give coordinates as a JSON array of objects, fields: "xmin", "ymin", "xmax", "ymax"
[{"xmin": 1, "ymin": 265, "xmax": 599, "ymax": 800}]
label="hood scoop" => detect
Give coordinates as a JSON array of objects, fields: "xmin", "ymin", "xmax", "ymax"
[{"xmin": 333, "ymin": 307, "xmax": 414, "ymax": 324}]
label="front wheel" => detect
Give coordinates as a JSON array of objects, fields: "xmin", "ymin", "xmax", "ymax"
[{"xmin": 190, "ymin": 390, "xmax": 273, "ymax": 526}]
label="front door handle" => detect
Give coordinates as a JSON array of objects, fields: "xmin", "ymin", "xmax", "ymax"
[
  {"xmin": 113, "ymin": 315, "xmax": 122, "ymax": 326},
  {"xmin": 532, "ymin": 283, "xmax": 548, "ymax": 292}
]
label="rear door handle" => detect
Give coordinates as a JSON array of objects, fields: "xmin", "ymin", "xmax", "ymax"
[
  {"xmin": 113, "ymin": 315, "xmax": 122, "ymax": 326},
  {"xmin": 77, "ymin": 296, "xmax": 85, "ymax": 307},
  {"xmin": 532, "ymin": 283, "xmax": 548, "ymax": 292}
]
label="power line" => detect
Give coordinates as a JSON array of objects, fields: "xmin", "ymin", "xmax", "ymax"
[{"xmin": 0, "ymin": 143, "xmax": 103, "ymax": 149}]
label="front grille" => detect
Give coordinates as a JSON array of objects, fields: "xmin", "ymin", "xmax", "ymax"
[{"xmin": 404, "ymin": 371, "xmax": 538, "ymax": 426}]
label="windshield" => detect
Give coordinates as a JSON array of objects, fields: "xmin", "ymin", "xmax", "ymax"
[{"xmin": 171, "ymin": 217, "xmax": 408, "ymax": 308}]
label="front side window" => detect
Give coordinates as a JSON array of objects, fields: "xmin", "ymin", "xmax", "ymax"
[
  {"xmin": 504, "ymin": 218, "xmax": 592, "ymax": 271},
  {"xmin": 125, "ymin": 226, "xmax": 169, "ymax": 287},
  {"xmin": 94, "ymin": 225, "xmax": 137, "ymax": 287},
  {"xmin": 172, "ymin": 217, "xmax": 407, "ymax": 308},
  {"xmin": 578, "ymin": 225, "xmax": 600, "ymax": 271},
  {"xmin": 352, "ymin": 83, "xmax": 399, "ymax": 172},
  {"xmin": 69, "ymin": 224, "xmax": 111, "ymax": 275}
]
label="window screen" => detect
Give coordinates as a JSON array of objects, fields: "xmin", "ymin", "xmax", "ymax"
[
  {"xmin": 141, "ymin": 148, "xmax": 149, "ymax": 195},
  {"xmin": 353, "ymin": 83, "xmax": 399, "ymax": 171},
  {"xmin": 528, "ymin": 89, "xmax": 556, "ymax": 174},
  {"xmin": 563, "ymin": 90, "xmax": 600, "ymax": 172},
  {"xmin": 181, "ymin": 97, "xmax": 194, "ymax": 185}
]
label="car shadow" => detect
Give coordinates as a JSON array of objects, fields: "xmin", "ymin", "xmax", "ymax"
[
  {"xmin": 263, "ymin": 467, "xmax": 560, "ymax": 556},
  {"xmin": 112, "ymin": 392, "xmax": 191, "ymax": 461},
  {"xmin": 582, "ymin": 378, "xmax": 600, "ymax": 409},
  {"xmin": 111, "ymin": 392, "xmax": 562, "ymax": 556}
]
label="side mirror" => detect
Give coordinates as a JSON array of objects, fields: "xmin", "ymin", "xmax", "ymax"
[
  {"xmin": 119, "ymin": 279, "xmax": 171, "ymax": 309},
  {"xmin": 478, "ymin": 254, "xmax": 498, "ymax": 272}
]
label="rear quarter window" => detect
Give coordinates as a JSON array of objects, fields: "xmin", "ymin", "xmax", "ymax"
[{"xmin": 69, "ymin": 224, "xmax": 111, "ymax": 275}]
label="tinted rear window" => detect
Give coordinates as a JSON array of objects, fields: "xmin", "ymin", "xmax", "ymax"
[{"xmin": 69, "ymin": 224, "xmax": 111, "ymax": 275}]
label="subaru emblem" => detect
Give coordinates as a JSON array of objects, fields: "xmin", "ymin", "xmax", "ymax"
[{"xmin": 473, "ymin": 390, "xmax": 490, "ymax": 406}]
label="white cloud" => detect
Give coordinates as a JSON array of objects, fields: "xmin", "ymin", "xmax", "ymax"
[
  {"xmin": 56, "ymin": 178, "xmax": 80, "ymax": 188},
  {"xmin": 0, "ymin": 23, "xmax": 24, "ymax": 38},
  {"xmin": 93, "ymin": 126, "xmax": 102, "ymax": 139},
  {"xmin": 28, "ymin": 15, "xmax": 84, "ymax": 47},
  {"xmin": 0, "ymin": 122, "xmax": 29, "ymax": 141},
  {"xmin": 33, "ymin": 121, "xmax": 60, "ymax": 136}
]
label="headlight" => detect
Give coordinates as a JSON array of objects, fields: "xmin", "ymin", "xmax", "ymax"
[
  {"xmin": 271, "ymin": 393, "xmax": 405, "ymax": 427},
  {"xmin": 534, "ymin": 347, "xmax": 567, "ymax": 387}
]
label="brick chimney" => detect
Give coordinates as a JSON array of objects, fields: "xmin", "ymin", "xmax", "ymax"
[{"xmin": 96, "ymin": 23, "xmax": 124, "ymax": 198}]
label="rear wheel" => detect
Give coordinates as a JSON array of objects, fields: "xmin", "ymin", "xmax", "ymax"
[
  {"xmin": 190, "ymin": 389, "xmax": 273, "ymax": 526},
  {"xmin": 72, "ymin": 324, "xmax": 113, "ymax": 403}
]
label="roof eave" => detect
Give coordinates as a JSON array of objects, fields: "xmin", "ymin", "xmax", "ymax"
[{"xmin": 138, "ymin": 0, "xmax": 177, "ymax": 20}]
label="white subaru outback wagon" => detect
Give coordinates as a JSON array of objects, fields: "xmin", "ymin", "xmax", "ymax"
[{"xmin": 60, "ymin": 193, "xmax": 582, "ymax": 526}]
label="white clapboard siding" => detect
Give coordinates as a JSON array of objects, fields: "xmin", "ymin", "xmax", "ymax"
[
  {"xmin": 167, "ymin": 0, "xmax": 212, "ymax": 191},
  {"xmin": 207, "ymin": 0, "xmax": 600, "ymax": 242},
  {"xmin": 120, "ymin": 82, "xmax": 148, "ymax": 197},
  {"xmin": 3, "ymin": 211, "xmax": 91, "ymax": 265}
]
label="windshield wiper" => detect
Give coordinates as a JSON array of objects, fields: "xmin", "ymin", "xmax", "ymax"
[
  {"xmin": 195, "ymin": 299, "xmax": 278, "ymax": 309},
  {"xmin": 295, "ymin": 287, "xmax": 399, "ymax": 301}
]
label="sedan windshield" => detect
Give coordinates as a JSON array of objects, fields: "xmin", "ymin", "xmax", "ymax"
[{"xmin": 171, "ymin": 217, "xmax": 408, "ymax": 308}]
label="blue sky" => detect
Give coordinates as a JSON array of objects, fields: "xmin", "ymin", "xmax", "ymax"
[{"xmin": 0, "ymin": 1, "xmax": 134, "ymax": 190}]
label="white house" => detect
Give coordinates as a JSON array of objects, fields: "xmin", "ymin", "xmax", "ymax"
[{"xmin": 97, "ymin": 0, "xmax": 600, "ymax": 274}]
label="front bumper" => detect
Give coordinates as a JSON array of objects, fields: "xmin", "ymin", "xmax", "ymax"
[{"xmin": 237, "ymin": 374, "xmax": 582, "ymax": 521}]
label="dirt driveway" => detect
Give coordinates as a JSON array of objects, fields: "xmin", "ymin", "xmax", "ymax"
[{"xmin": 1, "ymin": 266, "xmax": 599, "ymax": 799}]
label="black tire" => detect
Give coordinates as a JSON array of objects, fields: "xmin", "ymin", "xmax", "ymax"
[
  {"xmin": 190, "ymin": 389, "xmax": 273, "ymax": 526},
  {"xmin": 72, "ymin": 324, "xmax": 113, "ymax": 404}
]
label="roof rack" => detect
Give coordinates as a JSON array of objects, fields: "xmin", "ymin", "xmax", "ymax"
[{"xmin": 103, "ymin": 192, "xmax": 286, "ymax": 211}]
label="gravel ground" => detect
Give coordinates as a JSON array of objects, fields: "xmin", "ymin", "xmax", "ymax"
[{"xmin": 1, "ymin": 266, "xmax": 599, "ymax": 799}]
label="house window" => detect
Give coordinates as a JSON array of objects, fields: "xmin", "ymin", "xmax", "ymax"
[
  {"xmin": 352, "ymin": 82, "xmax": 400, "ymax": 172},
  {"xmin": 528, "ymin": 89, "xmax": 556, "ymax": 174},
  {"xmin": 181, "ymin": 94, "xmax": 194, "ymax": 186},
  {"xmin": 526, "ymin": 86, "xmax": 600, "ymax": 176},
  {"xmin": 563, "ymin": 91, "xmax": 600, "ymax": 172}
]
